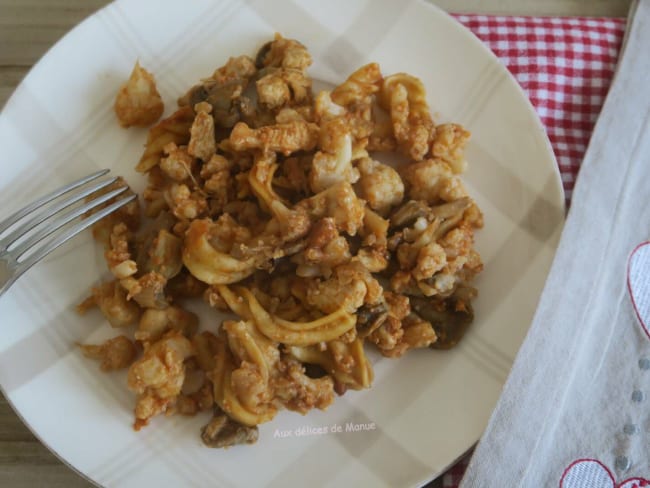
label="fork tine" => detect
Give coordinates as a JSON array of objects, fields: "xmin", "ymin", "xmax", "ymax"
[
  {"xmin": 0, "ymin": 169, "xmax": 110, "ymax": 236},
  {"xmin": 10, "ymin": 186, "xmax": 129, "ymax": 259},
  {"xmin": 0, "ymin": 175, "xmax": 120, "ymax": 247},
  {"xmin": 16, "ymin": 194, "xmax": 137, "ymax": 276}
]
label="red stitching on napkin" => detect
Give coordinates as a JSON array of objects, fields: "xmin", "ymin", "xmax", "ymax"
[
  {"xmin": 627, "ymin": 241, "xmax": 650, "ymax": 341},
  {"xmin": 559, "ymin": 459, "xmax": 650, "ymax": 488},
  {"xmin": 560, "ymin": 458, "xmax": 615, "ymax": 487}
]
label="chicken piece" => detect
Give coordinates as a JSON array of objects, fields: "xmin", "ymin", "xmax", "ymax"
[
  {"xmin": 105, "ymin": 223, "xmax": 137, "ymax": 279},
  {"xmin": 431, "ymin": 124, "xmax": 471, "ymax": 174},
  {"xmin": 256, "ymin": 34, "xmax": 312, "ymax": 71},
  {"xmin": 355, "ymin": 157, "xmax": 404, "ymax": 214},
  {"xmin": 79, "ymin": 335, "xmax": 137, "ymax": 372},
  {"xmin": 114, "ymin": 61, "xmax": 164, "ymax": 128},
  {"xmin": 201, "ymin": 410, "xmax": 259, "ymax": 448},
  {"xmin": 256, "ymin": 71, "xmax": 289, "ymax": 110},
  {"xmin": 292, "ymin": 218, "xmax": 351, "ymax": 277},
  {"xmin": 275, "ymin": 107, "xmax": 311, "ymax": 124},
  {"xmin": 229, "ymin": 120, "xmax": 319, "ymax": 155},
  {"xmin": 210, "ymin": 55, "xmax": 257, "ymax": 86},
  {"xmin": 188, "ymin": 102, "xmax": 216, "ymax": 162},
  {"xmin": 331, "ymin": 63, "xmax": 382, "ymax": 107},
  {"xmin": 160, "ymin": 142, "xmax": 195, "ymax": 182},
  {"xmin": 309, "ymin": 117, "xmax": 359, "ymax": 193},
  {"xmin": 297, "ymin": 181, "xmax": 365, "ymax": 236},
  {"xmin": 400, "ymin": 158, "xmax": 467, "ymax": 203},
  {"xmin": 120, "ymin": 271, "xmax": 168, "ymax": 309},
  {"xmin": 135, "ymin": 306, "xmax": 199, "ymax": 346},
  {"xmin": 379, "ymin": 73, "xmax": 434, "ymax": 161},
  {"xmin": 127, "ymin": 332, "xmax": 194, "ymax": 429},
  {"xmin": 80, "ymin": 280, "xmax": 141, "ymax": 328},
  {"xmin": 200, "ymin": 154, "xmax": 232, "ymax": 212}
]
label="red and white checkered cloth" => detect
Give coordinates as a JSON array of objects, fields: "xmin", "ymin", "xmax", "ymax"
[{"xmin": 436, "ymin": 14, "xmax": 626, "ymax": 488}]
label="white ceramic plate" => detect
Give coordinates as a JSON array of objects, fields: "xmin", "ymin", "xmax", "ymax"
[{"xmin": 0, "ymin": 0, "xmax": 565, "ymax": 486}]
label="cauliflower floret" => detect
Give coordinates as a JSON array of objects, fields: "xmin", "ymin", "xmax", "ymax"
[
  {"xmin": 272, "ymin": 357, "xmax": 334, "ymax": 413},
  {"xmin": 400, "ymin": 158, "xmax": 467, "ymax": 203},
  {"xmin": 164, "ymin": 183, "xmax": 208, "ymax": 220},
  {"xmin": 114, "ymin": 61, "xmax": 164, "ymax": 128},
  {"xmin": 128, "ymin": 332, "xmax": 194, "ymax": 429},
  {"xmin": 105, "ymin": 223, "xmax": 137, "ymax": 279},
  {"xmin": 79, "ymin": 280, "xmax": 141, "ymax": 328},
  {"xmin": 314, "ymin": 91, "xmax": 346, "ymax": 121},
  {"xmin": 301, "ymin": 262, "xmax": 382, "ymax": 314},
  {"xmin": 229, "ymin": 121, "xmax": 319, "ymax": 155},
  {"xmin": 432, "ymin": 124, "xmax": 470, "ymax": 174},
  {"xmin": 135, "ymin": 306, "xmax": 199, "ymax": 346},
  {"xmin": 199, "ymin": 154, "xmax": 232, "ymax": 212},
  {"xmin": 309, "ymin": 117, "xmax": 359, "ymax": 193},
  {"xmin": 355, "ymin": 157, "xmax": 404, "ymax": 214},
  {"xmin": 90, "ymin": 178, "xmax": 141, "ymax": 248},
  {"xmin": 412, "ymin": 242, "xmax": 447, "ymax": 281},
  {"xmin": 256, "ymin": 72, "xmax": 290, "ymax": 109},
  {"xmin": 160, "ymin": 142, "xmax": 194, "ymax": 182},
  {"xmin": 120, "ymin": 271, "xmax": 168, "ymax": 309},
  {"xmin": 292, "ymin": 218, "xmax": 351, "ymax": 277},
  {"xmin": 211, "ymin": 55, "xmax": 256, "ymax": 85},
  {"xmin": 256, "ymin": 68, "xmax": 312, "ymax": 110},
  {"xmin": 79, "ymin": 335, "xmax": 137, "ymax": 372},
  {"xmin": 298, "ymin": 182, "xmax": 365, "ymax": 236}
]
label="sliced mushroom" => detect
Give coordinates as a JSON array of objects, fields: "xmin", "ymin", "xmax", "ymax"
[
  {"xmin": 356, "ymin": 301, "xmax": 388, "ymax": 338},
  {"xmin": 408, "ymin": 292, "xmax": 474, "ymax": 349},
  {"xmin": 389, "ymin": 200, "xmax": 430, "ymax": 229},
  {"xmin": 200, "ymin": 409, "xmax": 259, "ymax": 448}
]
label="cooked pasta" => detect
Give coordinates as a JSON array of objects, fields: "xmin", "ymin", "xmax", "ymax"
[{"xmin": 79, "ymin": 33, "xmax": 484, "ymax": 447}]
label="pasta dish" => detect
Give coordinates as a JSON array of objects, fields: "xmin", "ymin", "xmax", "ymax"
[{"xmin": 77, "ymin": 34, "xmax": 484, "ymax": 448}]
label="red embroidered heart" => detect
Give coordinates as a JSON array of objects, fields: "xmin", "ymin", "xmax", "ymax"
[
  {"xmin": 560, "ymin": 459, "xmax": 650, "ymax": 488},
  {"xmin": 628, "ymin": 241, "xmax": 650, "ymax": 340}
]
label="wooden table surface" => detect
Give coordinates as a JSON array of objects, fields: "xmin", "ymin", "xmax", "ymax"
[{"xmin": 0, "ymin": 0, "xmax": 632, "ymax": 486}]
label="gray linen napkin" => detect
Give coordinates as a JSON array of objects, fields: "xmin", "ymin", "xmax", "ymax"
[{"xmin": 460, "ymin": 0, "xmax": 650, "ymax": 486}]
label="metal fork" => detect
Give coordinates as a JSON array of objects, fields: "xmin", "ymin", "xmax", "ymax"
[{"xmin": 0, "ymin": 169, "xmax": 136, "ymax": 297}]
